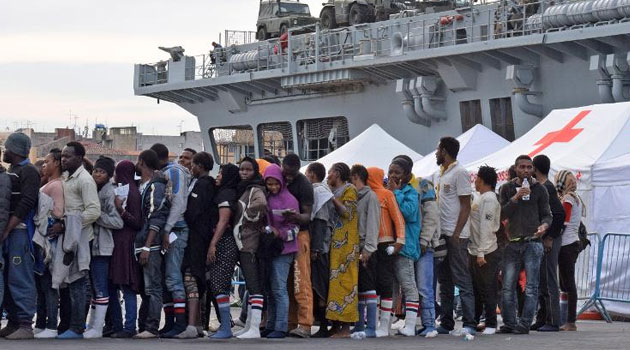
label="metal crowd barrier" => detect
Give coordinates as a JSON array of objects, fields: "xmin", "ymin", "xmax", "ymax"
[
  {"xmin": 576, "ymin": 233, "xmax": 601, "ymax": 301},
  {"xmin": 578, "ymin": 233, "xmax": 630, "ymax": 323}
]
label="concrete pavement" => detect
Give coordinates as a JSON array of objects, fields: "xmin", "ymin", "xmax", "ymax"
[{"xmin": 0, "ymin": 321, "xmax": 628, "ymax": 350}]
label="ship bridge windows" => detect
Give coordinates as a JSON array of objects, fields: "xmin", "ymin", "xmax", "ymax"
[
  {"xmin": 297, "ymin": 117, "xmax": 349, "ymax": 162},
  {"xmin": 459, "ymin": 100, "xmax": 482, "ymax": 133},
  {"xmin": 210, "ymin": 126, "xmax": 255, "ymax": 165},
  {"xmin": 258, "ymin": 122, "xmax": 294, "ymax": 160},
  {"xmin": 490, "ymin": 97, "xmax": 515, "ymax": 141}
]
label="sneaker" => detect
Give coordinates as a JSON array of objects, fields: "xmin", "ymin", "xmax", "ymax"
[
  {"xmin": 391, "ymin": 319, "xmax": 405, "ymax": 330},
  {"xmin": 33, "ymin": 328, "xmax": 44, "ymax": 335},
  {"xmin": 530, "ymin": 322, "xmax": 544, "ymax": 331},
  {"xmin": 537, "ymin": 325, "xmax": 559, "ymax": 332},
  {"xmin": 436, "ymin": 325, "xmax": 451, "ymax": 334},
  {"xmin": 0, "ymin": 326, "xmax": 18, "ymax": 338},
  {"xmin": 497, "ymin": 326, "xmax": 513, "ymax": 334},
  {"xmin": 424, "ymin": 330, "xmax": 438, "ymax": 338},
  {"xmin": 482, "ymin": 327, "xmax": 496, "ymax": 335},
  {"xmin": 260, "ymin": 329, "xmax": 274, "ymax": 338},
  {"xmin": 56, "ymin": 329, "xmax": 83, "ymax": 339},
  {"xmin": 266, "ymin": 331, "xmax": 286, "ymax": 339},
  {"xmin": 176, "ymin": 326, "xmax": 199, "ymax": 339},
  {"xmin": 476, "ymin": 322, "xmax": 486, "ymax": 332},
  {"xmin": 418, "ymin": 327, "xmax": 437, "ymax": 337},
  {"xmin": 6, "ymin": 327, "xmax": 35, "ymax": 340},
  {"xmin": 450, "ymin": 327, "xmax": 476, "ymax": 337},
  {"xmin": 34, "ymin": 328, "xmax": 58, "ymax": 339},
  {"xmin": 133, "ymin": 330, "xmax": 158, "ymax": 339},
  {"xmin": 512, "ymin": 325, "xmax": 530, "ymax": 335},
  {"xmin": 110, "ymin": 330, "xmax": 136, "ymax": 338},
  {"xmin": 289, "ymin": 326, "xmax": 311, "ymax": 338}
]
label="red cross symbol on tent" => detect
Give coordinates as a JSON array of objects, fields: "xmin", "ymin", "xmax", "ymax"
[{"xmin": 528, "ymin": 110, "xmax": 591, "ymax": 157}]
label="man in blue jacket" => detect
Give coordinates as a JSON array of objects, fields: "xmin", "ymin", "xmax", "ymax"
[
  {"xmin": 150, "ymin": 143, "xmax": 191, "ymax": 337},
  {"xmin": 134, "ymin": 150, "xmax": 171, "ymax": 339}
]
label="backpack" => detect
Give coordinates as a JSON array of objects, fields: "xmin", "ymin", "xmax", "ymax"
[{"xmin": 577, "ymin": 221, "xmax": 590, "ymax": 253}]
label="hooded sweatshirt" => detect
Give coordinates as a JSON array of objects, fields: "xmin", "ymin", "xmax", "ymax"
[
  {"xmin": 394, "ymin": 183, "xmax": 422, "ymax": 261},
  {"xmin": 366, "ymin": 167, "xmax": 405, "ymax": 245},
  {"xmin": 161, "ymin": 162, "xmax": 190, "ymax": 233},
  {"xmin": 356, "ymin": 185, "xmax": 381, "ymax": 254},
  {"xmin": 264, "ymin": 164, "xmax": 299, "ymax": 255}
]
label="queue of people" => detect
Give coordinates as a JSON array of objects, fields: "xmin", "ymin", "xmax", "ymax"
[{"xmin": 0, "ymin": 131, "xmax": 586, "ymax": 340}]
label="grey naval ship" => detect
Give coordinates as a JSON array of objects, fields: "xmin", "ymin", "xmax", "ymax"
[{"xmin": 133, "ymin": 0, "xmax": 630, "ymax": 165}]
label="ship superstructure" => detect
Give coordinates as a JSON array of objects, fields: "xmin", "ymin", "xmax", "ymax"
[{"xmin": 134, "ymin": 0, "xmax": 630, "ymax": 164}]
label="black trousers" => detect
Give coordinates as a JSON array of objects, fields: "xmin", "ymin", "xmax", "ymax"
[
  {"xmin": 239, "ymin": 251, "xmax": 263, "ymax": 296},
  {"xmin": 470, "ymin": 249, "xmax": 500, "ymax": 328},
  {"xmin": 559, "ymin": 241, "xmax": 580, "ymax": 324},
  {"xmin": 358, "ymin": 244, "xmax": 395, "ymax": 298},
  {"xmin": 536, "ymin": 235, "xmax": 562, "ymax": 327}
]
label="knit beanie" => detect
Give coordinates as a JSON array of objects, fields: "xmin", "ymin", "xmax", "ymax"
[
  {"xmin": 94, "ymin": 156, "xmax": 116, "ymax": 178},
  {"xmin": 5, "ymin": 132, "xmax": 31, "ymax": 158}
]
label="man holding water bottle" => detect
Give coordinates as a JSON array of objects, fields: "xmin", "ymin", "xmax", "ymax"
[{"xmin": 498, "ymin": 155, "xmax": 552, "ymax": 335}]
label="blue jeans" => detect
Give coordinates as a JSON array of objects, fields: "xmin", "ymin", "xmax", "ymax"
[
  {"xmin": 2, "ymin": 228, "xmax": 36, "ymax": 327},
  {"xmin": 109, "ymin": 283, "xmax": 137, "ymax": 333},
  {"xmin": 68, "ymin": 276, "xmax": 88, "ymax": 333},
  {"xmin": 90, "ymin": 256, "xmax": 110, "ymax": 300},
  {"xmin": 266, "ymin": 254, "xmax": 294, "ymax": 332},
  {"xmin": 139, "ymin": 251, "xmax": 163, "ymax": 334},
  {"xmin": 164, "ymin": 227, "xmax": 188, "ymax": 301},
  {"xmin": 40, "ymin": 270, "xmax": 59, "ymax": 330},
  {"xmin": 0, "ymin": 255, "xmax": 4, "ymax": 314},
  {"xmin": 415, "ymin": 249, "xmax": 435, "ymax": 329},
  {"xmin": 437, "ymin": 236, "xmax": 476, "ymax": 330},
  {"xmin": 501, "ymin": 241, "xmax": 543, "ymax": 329}
]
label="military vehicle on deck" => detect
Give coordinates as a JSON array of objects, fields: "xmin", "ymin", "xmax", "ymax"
[
  {"xmin": 257, "ymin": 0, "xmax": 319, "ymax": 40},
  {"xmin": 319, "ymin": 0, "xmax": 411, "ymax": 29}
]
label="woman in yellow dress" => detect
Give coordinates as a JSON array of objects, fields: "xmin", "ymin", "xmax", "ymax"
[{"xmin": 325, "ymin": 162, "xmax": 360, "ymax": 338}]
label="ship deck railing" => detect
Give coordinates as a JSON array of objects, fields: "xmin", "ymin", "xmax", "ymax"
[{"xmin": 136, "ymin": 0, "xmax": 630, "ymax": 87}]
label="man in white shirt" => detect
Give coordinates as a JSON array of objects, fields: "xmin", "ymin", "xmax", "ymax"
[
  {"xmin": 468, "ymin": 166, "xmax": 501, "ymax": 335},
  {"xmin": 434, "ymin": 137, "xmax": 476, "ymax": 336}
]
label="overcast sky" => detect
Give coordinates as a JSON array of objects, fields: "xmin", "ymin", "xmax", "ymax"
[{"xmin": 0, "ymin": 0, "xmax": 323, "ymax": 135}]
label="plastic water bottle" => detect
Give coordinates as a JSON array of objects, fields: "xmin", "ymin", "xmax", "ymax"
[{"xmin": 522, "ymin": 178, "xmax": 530, "ymax": 201}]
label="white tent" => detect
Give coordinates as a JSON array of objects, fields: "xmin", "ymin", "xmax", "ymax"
[
  {"xmin": 465, "ymin": 102, "xmax": 630, "ymax": 316},
  {"xmin": 412, "ymin": 124, "xmax": 510, "ymax": 179},
  {"xmin": 300, "ymin": 124, "xmax": 423, "ymax": 173}
]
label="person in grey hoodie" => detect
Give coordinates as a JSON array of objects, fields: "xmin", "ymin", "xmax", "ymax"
[
  {"xmin": 150, "ymin": 143, "xmax": 190, "ymax": 337},
  {"xmin": 350, "ymin": 165, "xmax": 381, "ymax": 337},
  {"xmin": 84, "ymin": 157, "xmax": 123, "ymax": 338},
  {"xmin": 0, "ymin": 148, "xmax": 12, "ymax": 315}
]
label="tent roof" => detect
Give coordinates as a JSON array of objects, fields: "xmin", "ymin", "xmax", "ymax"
[
  {"xmin": 465, "ymin": 102, "xmax": 630, "ymax": 187},
  {"xmin": 412, "ymin": 124, "xmax": 509, "ymax": 179},
  {"xmin": 300, "ymin": 124, "xmax": 422, "ymax": 173}
]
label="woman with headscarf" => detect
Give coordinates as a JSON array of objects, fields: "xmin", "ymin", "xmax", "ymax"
[
  {"xmin": 205, "ymin": 163, "xmax": 240, "ymax": 339},
  {"xmin": 178, "ymin": 152, "xmax": 218, "ymax": 339},
  {"xmin": 325, "ymin": 162, "xmax": 359, "ymax": 338},
  {"xmin": 232, "ymin": 157, "xmax": 267, "ymax": 339},
  {"xmin": 555, "ymin": 170, "xmax": 584, "ymax": 332},
  {"xmin": 261, "ymin": 164, "xmax": 300, "ymax": 339},
  {"xmin": 107, "ymin": 160, "xmax": 143, "ymax": 338}
]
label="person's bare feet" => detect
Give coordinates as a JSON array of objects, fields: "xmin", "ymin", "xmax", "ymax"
[{"xmin": 560, "ymin": 323, "xmax": 577, "ymax": 331}]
